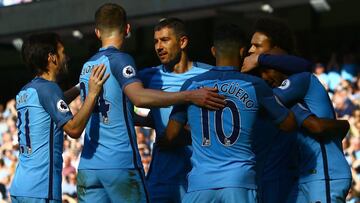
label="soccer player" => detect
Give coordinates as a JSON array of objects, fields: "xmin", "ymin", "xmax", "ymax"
[
  {"xmin": 137, "ymin": 18, "xmax": 213, "ymax": 203},
  {"xmin": 10, "ymin": 33, "xmax": 109, "ymax": 203},
  {"xmin": 77, "ymin": 3, "xmax": 225, "ymax": 203},
  {"xmin": 246, "ymin": 18, "xmax": 351, "ymax": 203},
  {"xmin": 160, "ymin": 24, "xmax": 297, "ymax": 203}
]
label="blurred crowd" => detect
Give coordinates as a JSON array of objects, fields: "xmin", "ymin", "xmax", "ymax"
[{"xmin": 0, "ymin": 53, "xmax": 360, "ymax": 202}]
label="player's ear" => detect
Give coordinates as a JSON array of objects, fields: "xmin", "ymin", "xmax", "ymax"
[
  {"xmin": 240, "ymin": 47, "xmax": 245, "ymax": 58},
  {"xmin": 125, "ymin": 23, "xmax": 131, "ymax": 38},
  {"xmin": 180, "ymin": 36, "xmax": 188, "ymax": 50},
  {"xmin": 211, "ymin": 46, "xmax": 216, "ymax": 58},
  {"xmin": 48, "ymin": 53, "xmax": 57, "ymax": 65},
  {"xmin": 95, "ymin": 28, "xmax": 101, "ymax": 40}
]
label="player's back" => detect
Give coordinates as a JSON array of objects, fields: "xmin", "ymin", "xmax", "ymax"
[
  {"xmin": 78, "ymin": 47, "xmax": 142, "ymax": 170},
  {"xmin": 10, "ymin": 78, "xmax": 70, "ymax": 200},
  {"xmin": 274, "ymin": 72, "xmax": 351, "ymax": 182},
  {"xmin": 179, "ymin": 66, "xmax": 285, "ymax": 192}
]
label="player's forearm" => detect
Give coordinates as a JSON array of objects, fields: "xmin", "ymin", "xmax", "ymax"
[
  {"xmin": 303, "ymin": 117, "xmax": 349, "ymax": 139},
  {"xmin": 130, "ymin": 88, "xmax": 190, "ymax": 108},
  {"xmin": 63, "ymin": 93, "xmax": 97, "ymax": 138},
  {"xmin": 259, "ymin": 54, "xmax": 312, "ymax": 74},
  {"xmin": 63, "ymin": 85, "xmax": 80, "ymax": 104}
]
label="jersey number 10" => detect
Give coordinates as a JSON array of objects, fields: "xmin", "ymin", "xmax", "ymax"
[{"xmin": 201, "ymin": 99, "xmax": 241, "ymax": 147}]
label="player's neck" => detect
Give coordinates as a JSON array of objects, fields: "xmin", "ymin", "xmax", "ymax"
[
  {"xmin": 38, "ymin": 70, "xmax": 57, "ymax": 82},
  {"xmin": 216, "ymin": 57, "xmax": 240, "ymax": 68},
  {"xmin": 170, "ymin": 52, "xmax": 192, "ymax": 74},
  {"xmin": 101, "ymin": 36, "xmax": 123, "ymax": 50}
]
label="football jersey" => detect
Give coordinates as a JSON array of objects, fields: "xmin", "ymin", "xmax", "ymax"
[
  {"xmin": 138, "ymin": 62, "xmax": 211, "ymax": 184},
  {"xmin": 273, "ymin": 72, "xmax": 351, "ymax": 183},
  {"xmin": 170, "ymin": 66, "xmax": 290, "ymax": 192},
  {"xmin": 78, "ymin": 46, "xmax": 142, "ymax": 170},
  {"xmin": 10, "ymin": 77, "xmax": 73, "ymax": 200}
]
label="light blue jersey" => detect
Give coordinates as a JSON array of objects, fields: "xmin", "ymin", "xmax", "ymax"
[
  {"xmin": 78, "ymin": 46, "xmax": 142, "ymax": 170},
  {"xmin": 170, "ymin": 66, "xmax": 290, "ymax": 193},
  {"xmin": 78, "ymin": 46, "xmax": 148, "ymax": 202},
  {"xmin": 10, "ymin": 77, "xmax": 73, "ymax": 201},
  {"xmin": 274, "ymin": 72, "xmax": 351, "ymax": 182},
  {"xmin": 274, "ymin": 72, "xmax": 351, "ymax": 202},
  {"xmin": 138, "ymin": 62, "xmax": 211, "ymax": 184}
]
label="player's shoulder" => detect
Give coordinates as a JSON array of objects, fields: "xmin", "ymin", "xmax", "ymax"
[
  {"xmin": 193, "ymin": 61, "xmax": 214, "ymax": 70},
  {"xmin": 138, "ymin": 65, "xmax": 162, "ymax": 75},
  {"xmin": 289, "ymin": 72, "xmax": 312, "ymax": 80}
]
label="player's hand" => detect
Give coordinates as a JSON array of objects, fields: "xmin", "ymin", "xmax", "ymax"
[
  {"xmin": 188, "ymin": 87, "xmax": 226, "ymax": 110},
  {"xmin": 88, "ymin": 64, "xmax": 110, "ymax": 97},
  {"xmin": 241, "ymin": 54, "xmax": 259, "ymax": 73}
]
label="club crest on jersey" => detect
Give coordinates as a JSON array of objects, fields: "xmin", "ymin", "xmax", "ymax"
[
  {"xmin": 279, "ymin": 79, "xmax": 290, "ymax": 90},
  {"xmin": 123, "ymin": 65, "xmax": 136, "ymax": 78},
  {"xmin": 57, "ymin": 100, "xmax": 70, "ymax": 113}
]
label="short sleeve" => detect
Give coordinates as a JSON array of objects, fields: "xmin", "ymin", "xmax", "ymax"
[
  {"xmin": 169, "ymin": 78, "xmax": 193, "ymax": 124},
  {"xmin": 109, "ymin": 53, "xmax": 141, "ymax": 89},
  {"xmin": 273, "ymin": 72, "xmax": 311, "ymax": 106},
  {"xmin": 254, "ymin": 79, "xmax": 290, "ymax": 125},
  {"xmin": 38, "ymin": 83, "xmax": 73, "ymax": 127}
]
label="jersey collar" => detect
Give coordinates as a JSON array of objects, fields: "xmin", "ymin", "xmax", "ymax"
[
  {"xmin": 99, "ymin": 46, "xmax": 118, "ymax": 51},
  {"xmin": 211, "ymin": 66, "xmax": 239, "ymax": 71}
]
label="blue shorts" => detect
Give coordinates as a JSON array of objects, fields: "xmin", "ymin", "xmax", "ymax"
[
  {"xmin": 77, "ymin": 169, "xmax": 148, "ymax": 203},
  {"xmin": 261, "ymin": 177, "xmax": 295, "ymax": 203},
  {"xmin": 286, "ymin": 179, "xmax": 351, "ymax": 203},
  {"xmin": 147, "ymin": 181, "xmax": 186, "ymax": 203},
  {"xmin": 182, "ymin": 188, "xmax": 257, "ymax": 203},
  {"xmin": 11, "ymin": 196, "xmax": 61, "ymax": 203}
]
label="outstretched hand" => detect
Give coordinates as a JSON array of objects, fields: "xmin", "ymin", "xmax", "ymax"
[
  {"xmin": 88, "ymin": 64, "xmax": 110, "ymax": 97},
  {"xmin": 241, "ymin": 54, "xmax": 259, "ymax": 73},
  {"xmin": 189, "ymin": 87, "xmax": 226, "ymax": 110}
]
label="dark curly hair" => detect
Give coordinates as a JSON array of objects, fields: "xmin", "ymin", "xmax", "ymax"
[{"xmin": 253, "ymin": 17, "xmax": 296, "ymax": 54}]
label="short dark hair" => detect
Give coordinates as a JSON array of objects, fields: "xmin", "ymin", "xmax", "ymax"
[
  {"xmin": 95, "ymin": 3, "xmax": 127, "ymax": 32},
  {"xmin": 213, "ymin": 24, "xmax": 246, "ymax": 56},
  {"xmin": 154, "ymin": 18, "xmax": 188, "ymax": 38},
  {"xmin": 21, "ymin": 32, "xmax": 62, "ymax": 75},
  {"xmin": 253, "ymin": 17, "xmax": 296, "ymax": 54}
]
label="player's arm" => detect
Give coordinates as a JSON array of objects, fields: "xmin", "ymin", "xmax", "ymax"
[
  {"xmin": 124, "ymin": 82, "xmax": 225, "ymax": 110},
  {"xmin": 302, "ymin": 116, "xmax": 349, "ymax": 140},
  {"xmin": 241, "ymin": 53, "xmax": 312, "ymax": 73},
  {"xmin": 63, "ymin": 85, "xmax": 80, "ymax": 104},
  {"xmin": 114, "ymin": 55, "xmax": 225, "ymax": 110},
  {"xmin": 291, "ymin": 103, "xmax": 349, "ymax": 140},
  {"xmin": 63, "ymin": 65, "xmax": 109, "ymax": 138},
  {"xmin": 256, "ymin": 80, "xmax": 297, "ymax": 132}
]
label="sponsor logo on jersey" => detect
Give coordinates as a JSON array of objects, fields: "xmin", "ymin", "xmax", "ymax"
[
  {"xmin": 57, "ymin": 100, "xmax": 70, "ymax": 113},
  {"xmin": 123, "ymin": 65, "xmax": 136, "ymax": 78}
]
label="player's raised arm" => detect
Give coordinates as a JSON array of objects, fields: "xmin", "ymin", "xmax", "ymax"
[
  {"xmin": 124, "ymin": 82, "xmax": 225, "ymax": 110},
  {"xmin": 63, "ymin": 64, "xmax": 109, "ymax": 138}
]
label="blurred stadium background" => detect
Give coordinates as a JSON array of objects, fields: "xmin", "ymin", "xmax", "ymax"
[{"xmin": 1, "ymin": 0, "xmax": 360, "ymax": 202}]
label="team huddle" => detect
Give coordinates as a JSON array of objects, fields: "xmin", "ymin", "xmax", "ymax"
[{"xmin": 10, "ymin": 2, "xmax": 351, "ymax": 203}]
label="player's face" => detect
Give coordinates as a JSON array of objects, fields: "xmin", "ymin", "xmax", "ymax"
[
  {"xmin": 259, "ymin": 68, "xmax": 286, "ymax": 88},
  {"xmin": 154, "ymin": 27, "xmax": 182, "ymax": 65},
  {"xmin": 248, "ymin": 32, "xmax": 272, "ymax": 55},
  {"xmin": 56, "ymin": 43, "xmax": 68, "ymax": 74}
]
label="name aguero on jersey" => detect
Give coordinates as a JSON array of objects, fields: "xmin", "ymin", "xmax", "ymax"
[
  {"xmin": 81, "ymin": 64, "xmax": 97, "ymax": 75},
  {"xmin": 214, "ymin": 82, "xmax": 254, "ymax": 108},
  {"xmin": 17, "ymin": 93, "xmax": 28, "ymax": 105}
]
